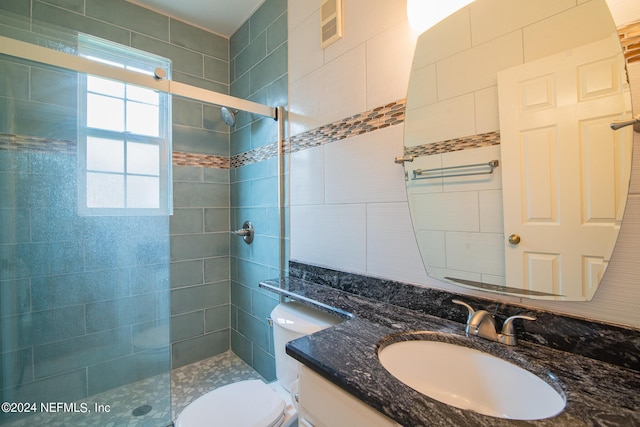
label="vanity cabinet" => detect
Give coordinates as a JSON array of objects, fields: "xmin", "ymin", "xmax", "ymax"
[{"xmin": 298, "ymin": 365, "xmax": 401, "ymax": 427}]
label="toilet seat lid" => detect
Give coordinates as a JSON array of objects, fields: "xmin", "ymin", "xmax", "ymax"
[{"xmin": 176, "ymin": 380, "xmax": 286, "ymax": 427}]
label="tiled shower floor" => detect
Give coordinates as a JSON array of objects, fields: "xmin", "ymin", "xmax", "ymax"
[{"xmin": 3, "ymin": 351, "xmax": 264, "ymax": 427}]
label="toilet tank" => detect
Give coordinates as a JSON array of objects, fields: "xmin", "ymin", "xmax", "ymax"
[{"xmin": 270, "ymin": 301, "xmax": 341, "ymax": 391}]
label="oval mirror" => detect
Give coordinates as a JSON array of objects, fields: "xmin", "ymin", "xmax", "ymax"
[{"xmin": 404, "ymin": 0, "xmax": 634, "ymax": 301}]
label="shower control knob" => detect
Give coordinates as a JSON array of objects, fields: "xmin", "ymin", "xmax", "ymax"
[
  {"xmin": 508, "ymin": 234, "xmax": 521, "ymax": 245},
  {"xmin": 231, "ymin": 221, "xmax": 254, "ymax": 244}
]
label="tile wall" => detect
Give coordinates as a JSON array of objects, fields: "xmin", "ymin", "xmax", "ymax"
[
  {"xmin": 0, "ymin": 0, "xmax": 233, "ymax": 378},
  {"xmin": 288, "ymin": 0, "xmax": 640, "ymax": 328},
  {"xmin": 1, "ymin": 0, "xmax": 289, "ymax": 380},
  {"xmin": 0, "ymin": 9, "xmax": 175, "ymax": 423},
  {"xmin": 229, "ymin": 0, "xmax": 288, "ymax": 381}
]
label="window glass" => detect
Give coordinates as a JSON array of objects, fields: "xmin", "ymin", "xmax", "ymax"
[
  {"xmin": 78, "ymin": 34, "xmax": 171, "ymax": 215},
  {"xmin": 86, "ymin": 172, "xmax": 125, "ymax": 208},
  {"xmin": 127, "ymin": 142, "xmax": 160, "ymax": 175},
  {"xmin": 87, "ymin": 76, "xmax": 125, "ymax": 97},
  {"xmin": 126, "ymin": 101, "xmax": 159, "ymax": 137},
  {"xmin": 87, "ymin": 93, "xmax": 125, "ymax": 131},
  {"xmin": 127, "ymin": 84, "xmax": 159, "ymax": 105},
  {"xmin": 127, "ymin": 176, "xmax": 160, "ymax": 208},
  {"xmin": 87, "ymin": 137, "xmax": 124, "ymax": 172}
]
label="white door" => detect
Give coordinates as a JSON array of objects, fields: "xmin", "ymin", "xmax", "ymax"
[{"xmin": 497, "ymin": 36, "xmax": 632, "ymax": 300}]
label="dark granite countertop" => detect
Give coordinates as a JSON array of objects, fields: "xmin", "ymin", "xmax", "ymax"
[{"xmin": 260, "ymin": 277, "xmax": 640, "ymax": 427}]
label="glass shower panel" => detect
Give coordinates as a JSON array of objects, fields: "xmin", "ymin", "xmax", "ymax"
[{"xmin": 0, "ymin": 13, "xmax": 172, "ymax": 427}]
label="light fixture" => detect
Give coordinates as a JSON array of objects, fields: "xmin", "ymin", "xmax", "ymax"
[{"xmin": 407, "ymin": 0, "xmax": 476, "ymax": 34}]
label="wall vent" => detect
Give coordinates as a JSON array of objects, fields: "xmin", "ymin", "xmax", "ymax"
[{"xmin": 321, "ymin": 0, "xmax": 343, "ymax": 48}]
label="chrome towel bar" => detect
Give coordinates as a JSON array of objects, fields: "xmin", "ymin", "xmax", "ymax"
[{"xmin": 413, "ymin": 160, "xmax": 499, "ymax": 180}]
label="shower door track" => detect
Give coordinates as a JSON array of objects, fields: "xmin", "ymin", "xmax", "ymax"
[{"xmin": 0, "ymin": 35, "xmax": 277, "ymax": 120}]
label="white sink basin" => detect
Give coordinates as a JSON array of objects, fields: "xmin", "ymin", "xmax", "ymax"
[{"xmin": 378, "ymin": 338, "xmax": 566, "ymax": 420}]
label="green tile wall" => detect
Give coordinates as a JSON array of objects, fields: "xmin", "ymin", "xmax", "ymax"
[
  {"xmin": 229, "ymin": 0, "xmax": 288, "ymax": 381},
  {"xmin": 170, "ymin": 164, "xmax": 231, "ymax": 369},
  {"xmin": 1, "ymin": 0, "xmax": 287, "ymax": 385},
  {"xmin": 0, "ymin": 52, "xmax": 172, "ymax": 420},
  {"xmin": 0, "ymin": 1, "xmax": 232, "ymax": 413}
]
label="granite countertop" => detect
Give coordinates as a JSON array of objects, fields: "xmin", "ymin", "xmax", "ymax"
[{"xmin": 260, "ymin": 277, "xmax": 640, "ymax": 427}]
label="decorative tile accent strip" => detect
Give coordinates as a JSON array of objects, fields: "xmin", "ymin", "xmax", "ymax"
[
  {"xmin": 618, "ymin": 20, "xmax": 640, "ymax": 64},
  {"xmin": 404, "ymin": 131, "xmax": 501, "ymax": 158},
  {"xmin": 228, "ymin": 99, "xmax": 406, "ymax": 169},
  {"xmin": 230, "ymin": 142, "xmax": 280, "ymax": 168},
  {"xmin": 172, "ymin": 151, "xmax": 230, "ymax": 169},
  {"xmin": 288, "ymin": 99, "xmax": 406, "ymax": 153},
  {"xmin": 0, "ymin": 134, "xmax": 76, "ymax": 155}
]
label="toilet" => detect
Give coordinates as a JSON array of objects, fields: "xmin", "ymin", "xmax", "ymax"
[{"xmin": 175, "ymin": 301, "xmax": 341, "ymax": 427}]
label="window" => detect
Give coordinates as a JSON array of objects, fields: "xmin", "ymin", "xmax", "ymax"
[{"xmin": 77, "ymin": 35, "xmax": 171, "ymax": 215}]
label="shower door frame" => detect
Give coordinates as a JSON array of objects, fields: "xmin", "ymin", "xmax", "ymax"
[
  {"xmin": 0, "ymin": 34, "xmax": 288, "ymax": 277},
  {"xmin": 0, "ymin": 36, "xmax": 277, "ymax": 120}
]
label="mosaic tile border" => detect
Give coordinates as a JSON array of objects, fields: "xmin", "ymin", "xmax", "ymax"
[
  {"xmin": 173, "ymin": 151, "xmax": 230, "ymax": 169},
  {"xmin": 225, "ymin": 99, "xmax": 406, "ymax": 169},
  {"xmin": 619, "ymin": 21, "xmax": 640, "ymax": 64},
  {"xmin": 0, "ymin": 134, "xmax": 76, "ymax": 155},
  {"xmin": 288, "ymin": 99, "xmax": 406, "ymax": 153},
  {"xmin": 230, "ymin": 142, "xmax": 280, "ymax": 169},
  {"xmin": 404, "ymin": 131, "xmax": 501, "ymax": 158},
  {"xmin": 8, "ymin": 17, "xmax": 639, "ymax": 169}
]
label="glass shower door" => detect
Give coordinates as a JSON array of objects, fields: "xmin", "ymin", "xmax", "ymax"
[{"xmin": 0, "ymin": 14, "xmax": 173, "ymax": 427}]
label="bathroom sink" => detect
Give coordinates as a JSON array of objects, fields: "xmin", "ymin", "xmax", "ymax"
[{"xmin": 377, "ymin": 337, "xmax": 566, "ymax": 420}]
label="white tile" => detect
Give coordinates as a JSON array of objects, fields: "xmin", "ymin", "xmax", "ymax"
[
  {"xmin": 288, "ymin": 0, "xmax": 318, "ymax": 31},
  {"xmin": 630, "ymin": 133, "xmax": 640, "ymax": 195},
  {"xmin": 412, "ymin": 7, "xmax": 471, "ymax": 69},
  {"xmin": 470, "ymin": 0, "xmax": 575, "ymax": 47},
  {"xmin": 290, "ymin": 145, "xmax": 325, "ymax": 206},
  {"xmin": 405, "ymin": 94, "xmax": 476, "ymax": 146},
  {"xmin": 289, "ymin": 69, "xmax": 325, "ymax": 136},
  {"xmin": 479, "ymin": 189, "xmax": 504, "ymax": 233},
  {"xmin": 429, "ymin": 266, "xmax": 482, "ymax": 283},
  {"xmin": 366, "ymin": 20, "xmax": 418, "ymax": 109},
  {"xmin": 323, "ymin": 0, "xmax": 408, "ymax": 64},
  {"xmin": 366, "ymin": 203, "xmax": 430, "ymax": 284},
  {"xmin": 324, "ymin": 125, "xmax": 407, "ymax": 204},
  {"xmin": 416, "ymin": 230, "xmax": 446, "ymax": 269},
  {"xmin": 406, "ymin": 64, "xmax": 437, "ymax": 110},
  {"xmin": 606, "ymin": 0, "xmax": 640, "ymax": 26},
  {"xmin": 474, "ymin": 86, "xmax": 500, "ymax": 134},
  {"xmin": 290, "ymin": 204, "xmax": 367, "ymax": 273},
  {"xmin": 409, "ymin": 191, "xmax": 479, "ymax": 232},
  {"xmin": 318, "ymin": 45, "xmax": 368, "ymax": 126},
  {"xmin": 445, "ymin": 231, "xmax": 505, "ymax": 276},
  {"xmin": 289, "ymin": 9, "xmax": 325, "ymax": 84},
  {"xmin": 437, "ymin": 31, "xmax": 523, "ymax": 101},
  {"xmin": 523, "ymin": 0, "xmax": 618, "ymax": 63}
]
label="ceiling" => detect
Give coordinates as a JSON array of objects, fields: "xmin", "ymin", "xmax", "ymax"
[{"xmin": 127, "ymin": 0, "xmax": 266, "ymax": 37}]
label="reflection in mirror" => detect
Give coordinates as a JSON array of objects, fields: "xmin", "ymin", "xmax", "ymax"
[{"xmin": 404, "ymin": 0, "xmax": 633, "ymax": 301}]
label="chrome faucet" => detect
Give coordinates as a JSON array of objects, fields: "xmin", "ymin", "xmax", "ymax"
[{"xmin": 452, "ymin": 299, "xmax": 536, "ymax": 346}]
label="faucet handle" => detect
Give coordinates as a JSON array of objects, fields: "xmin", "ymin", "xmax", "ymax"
[
  {"xmin": 500, "ymin": 315, "xmax": 536, "ymax": 345},
  {"xmin": 452, "ymin": 299, "xmax": 475, "ymax": 324}
]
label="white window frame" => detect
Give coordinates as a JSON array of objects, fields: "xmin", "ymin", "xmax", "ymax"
[{"xmin": 77, "ymin": 35, "xmax": 172, "ymax": 216}]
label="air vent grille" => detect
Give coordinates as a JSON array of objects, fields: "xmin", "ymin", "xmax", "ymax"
[{"xmin": 321, "ymin": 0, "xmax": 342, "ymax": 48}]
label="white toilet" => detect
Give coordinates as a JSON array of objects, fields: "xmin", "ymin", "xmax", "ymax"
[{"xmin": 175, "ymin": 301, "xmax": 341, "ymax": 427}]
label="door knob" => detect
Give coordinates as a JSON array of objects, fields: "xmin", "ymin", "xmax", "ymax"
[{"xmin": 508, "ymin": 234, "xmax": 521, "ymax": 245}]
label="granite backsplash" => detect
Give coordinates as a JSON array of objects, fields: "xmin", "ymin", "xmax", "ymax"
[{"xmin": 289, "ymin": 261, "xmax": 640, "ymax": 372}]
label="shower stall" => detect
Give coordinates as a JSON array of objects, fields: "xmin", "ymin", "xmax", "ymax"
[{"xmin": 0, "ymin": 10, "xmax": 285, "ymax": 426}]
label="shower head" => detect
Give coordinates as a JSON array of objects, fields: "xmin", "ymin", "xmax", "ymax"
[{"xmin": 220, "ymin": 107, "xmax": 237, "ymax": 127}]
